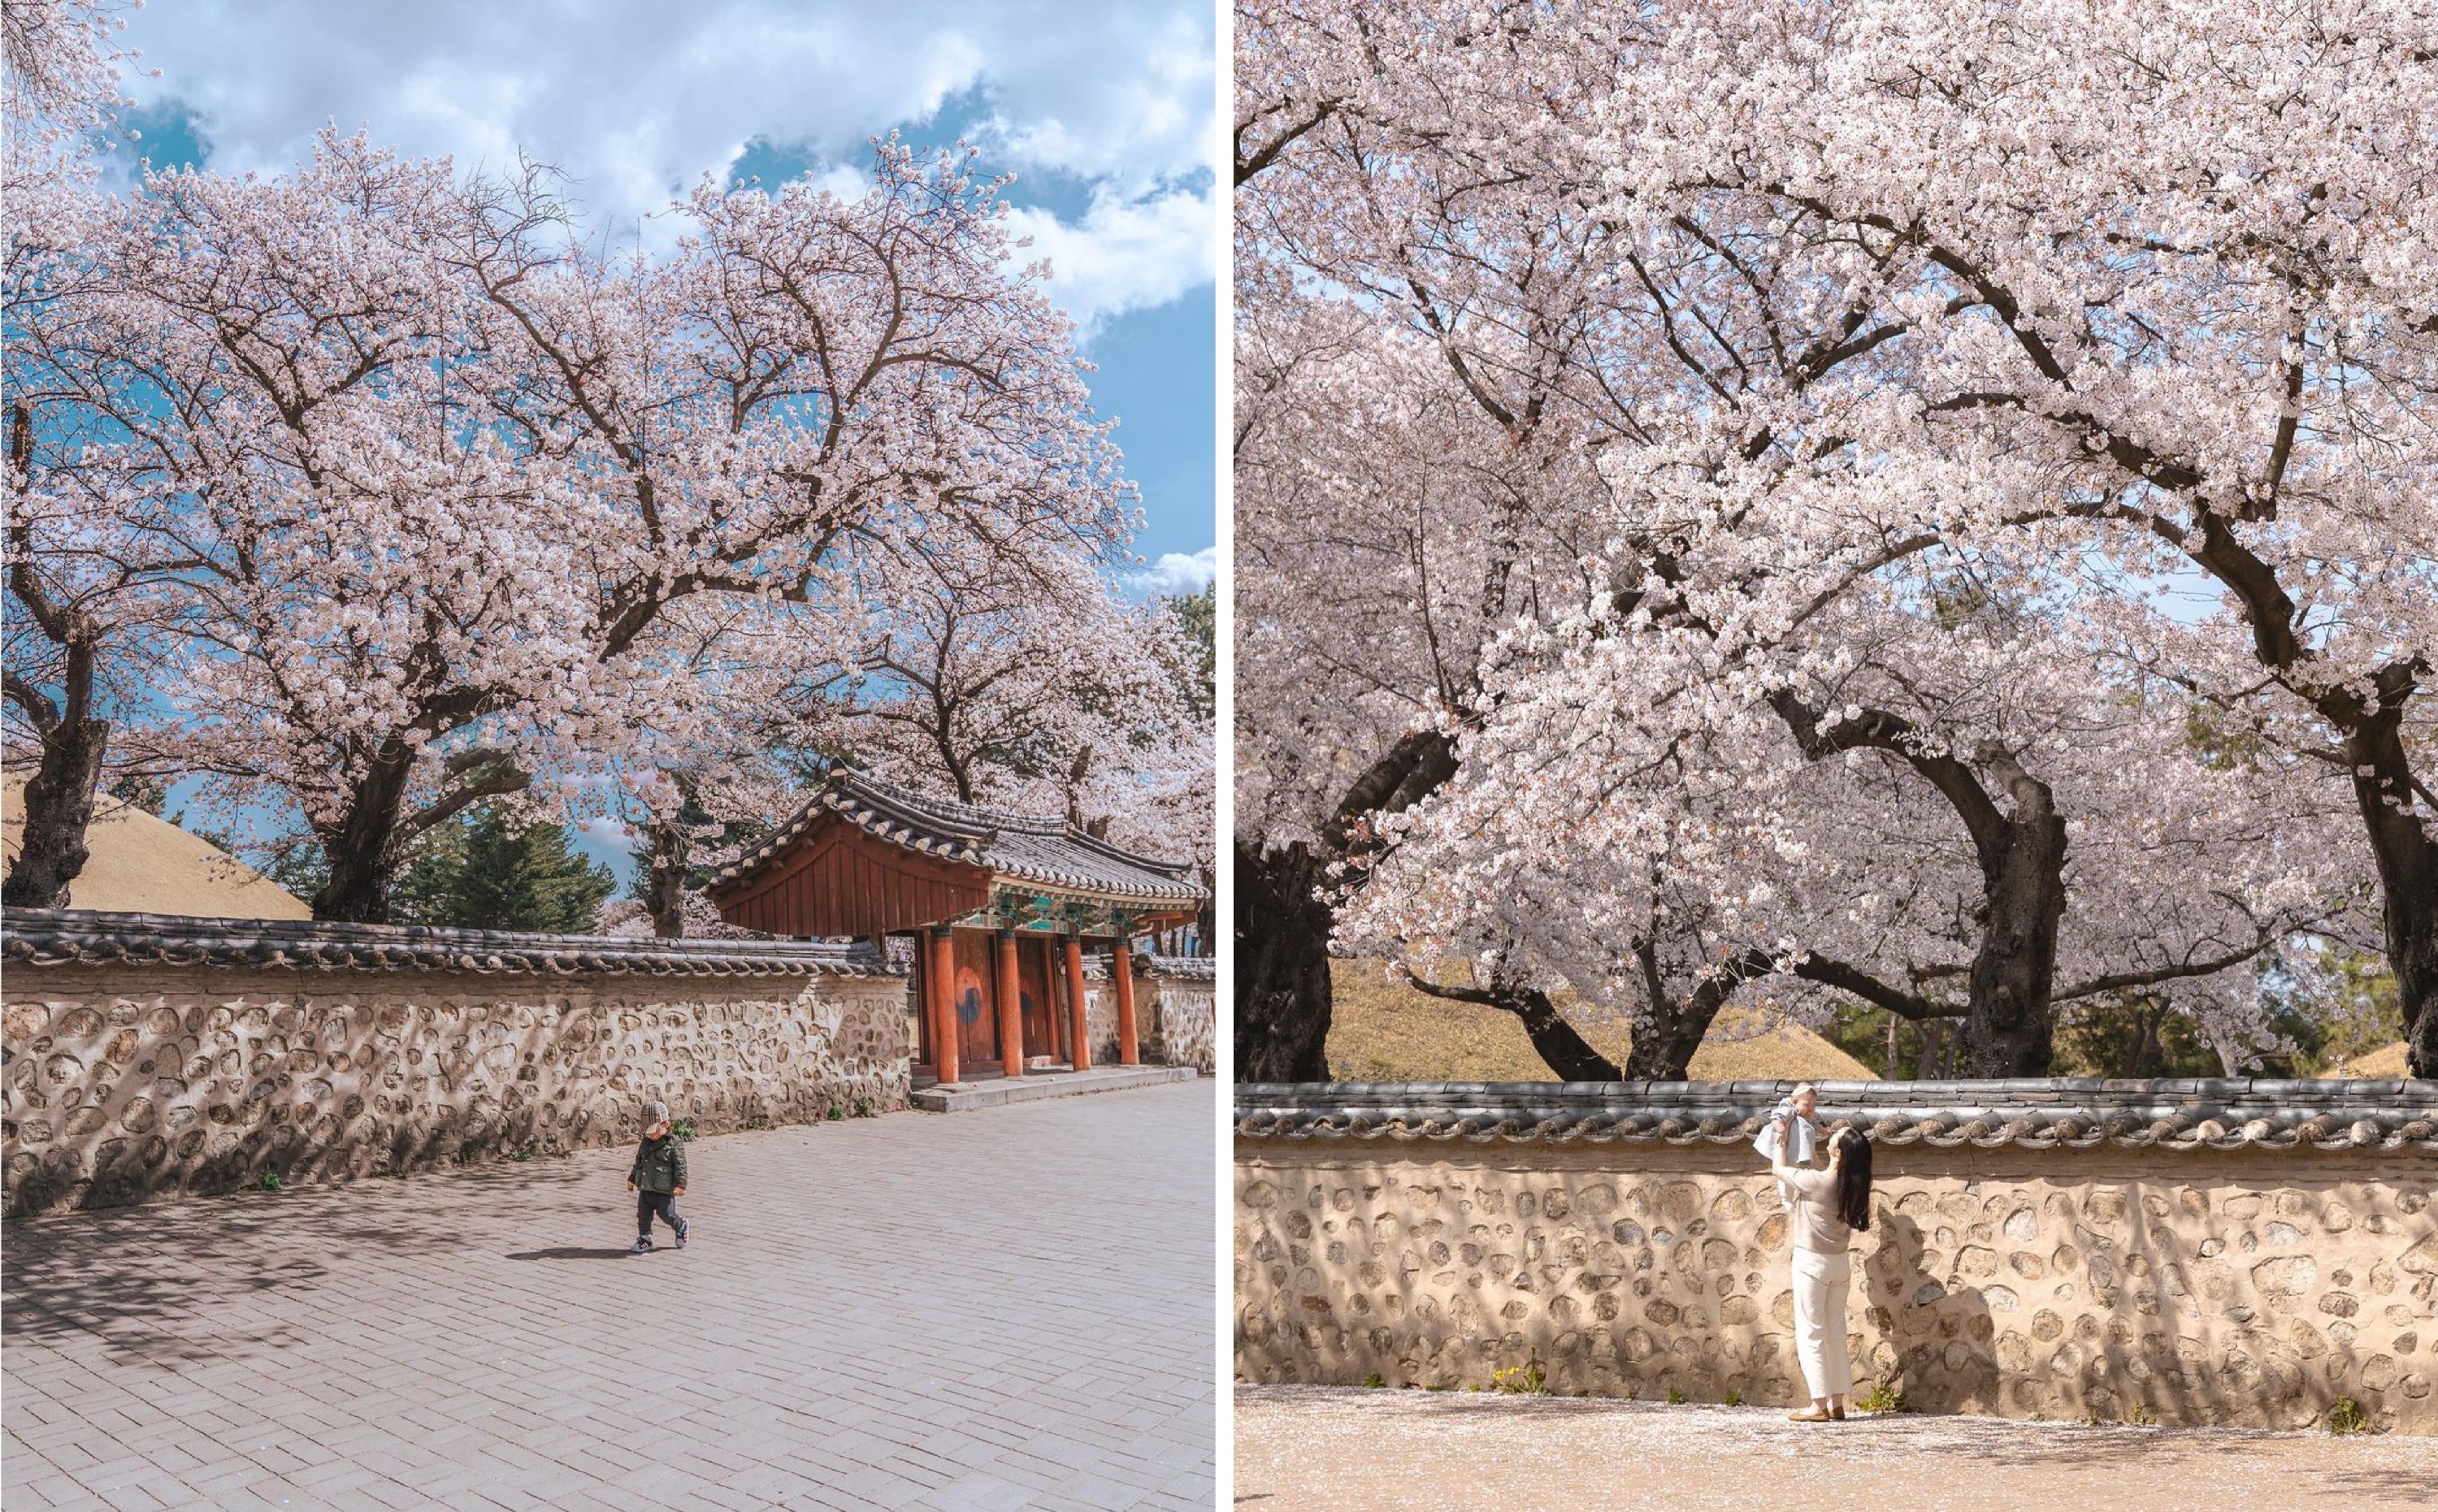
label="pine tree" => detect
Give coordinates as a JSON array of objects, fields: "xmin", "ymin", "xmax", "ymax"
[{"xmin": 393, "ymin": 805, "xmax": 616, "ymax": 934}]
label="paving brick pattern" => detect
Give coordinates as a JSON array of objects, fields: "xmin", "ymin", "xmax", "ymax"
[
  {"xmin": 1235, "ymin": 1384, "xmax": 2438, "ymax": 1510},
  {"xmin": 3, "ymin": 1083, "xmax": 1216, "ymax": 1511}
]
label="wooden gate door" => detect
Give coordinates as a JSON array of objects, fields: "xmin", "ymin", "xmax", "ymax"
[
  {"xmin": 1018, "ymin": 936, "xmax": 1058, "ymax": 1062},
  {"xmin": 951, "ymin": 929, "xmax": 999, "ymax": 1072}
]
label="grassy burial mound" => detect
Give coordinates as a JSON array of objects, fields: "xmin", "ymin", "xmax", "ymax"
[
  {"xmin": 2316, "ymin": 1041, "xmax": 2412, "ymax": 1079},
  {"xmin": 2, "ymin": 775, "xmax": 308, "ymax": 920},
  {"xmin": 1326, "ymin": 957, "xmax": 1876, "ymax": 1083}
]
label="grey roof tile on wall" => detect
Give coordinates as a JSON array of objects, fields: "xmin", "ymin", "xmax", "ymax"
[
  {"xmin": 709, "ymin": 769, "xmax": 1207, "ymax": 905},
  {"xmin": 1236, "ymin": 1080, "xmax": 2438, "ymax": 1154},
  {"xmin": 1082, "ymin": 953, "xmax": 1217, "ymax": 981},
  {"xmin": 1, "ymin": 908, "xmax": 898, "ymax": 978}
]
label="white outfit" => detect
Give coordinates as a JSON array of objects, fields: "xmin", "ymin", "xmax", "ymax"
[
  {"xmin": 1791, "ymin": 1249, "xmax": 1853, "ymax": 1399},
  {"xmin": 1780, "ymin": 1163, "xmax": 1854, "ymax": 1401}
]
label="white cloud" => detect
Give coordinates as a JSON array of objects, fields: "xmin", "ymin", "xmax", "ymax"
[
  {"xmin": 1127, "ymin": 546, "xmax": 1217, "ymax": 598},
  {"xmin": 113, "ymin": 0, "xmax": 1217, "ymax": 324},
  {"xmin": 1006, "ymin": 183, "xmax": 1217, "ymax": 336}
]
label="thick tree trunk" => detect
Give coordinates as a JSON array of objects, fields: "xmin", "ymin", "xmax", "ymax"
[
  {"xmin": 2346, "ymin": 726, "xmax": 2438, "ymax": 1079},
  {"xmin": 644, "ymin": 814, "xmax": 688, "ymax": 938},
  {"xmin": 1772, "ymin": 695, "xmax": 2067, "ymax": 1078},
  {"xmin": 310, "ymin": 747, "xmax": 416, "ymax": 924},
  {"xmin": 2, "ymin": 708, "xmax": 106, "ymax": 908},
  {"xmin": 1236, "ymin": 838, "xmax": 1335, "ymax": 1082},
  {"xmin": 4, "ymin": 403, "xmax": 111, "ymax": 910},
  {"xmin": 1957, "ymin": 798, "xmax": 2069, "ymax": 1077},
  {"xmin": 1620, "ymin": 1012, "xmax": 1706, "ymax": 1081},
  {"xmin": 1236, "ymin": 729, "xmax": 1460, "ymax": 1083}
]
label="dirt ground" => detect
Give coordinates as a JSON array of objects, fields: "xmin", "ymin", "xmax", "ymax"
[{"xmin": 1233, "ymin": 1384, "xmax": 2438, "ymax": 1511}]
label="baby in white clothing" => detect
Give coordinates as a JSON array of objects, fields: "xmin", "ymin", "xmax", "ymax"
[{"xmin": 1754, "ymin": 1082, "xmax": 1822, "ymax": 1211}]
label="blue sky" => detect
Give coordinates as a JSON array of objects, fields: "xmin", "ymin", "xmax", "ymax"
[{"xmin": 111, "ymin": 2, "xmax": 1217, "ymax": 584}]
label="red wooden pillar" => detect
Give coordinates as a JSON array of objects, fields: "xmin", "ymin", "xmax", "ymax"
[
  {"xmin": 995, "ymin": 930, "xmax": 1025, "ymax": 1078},
  {"xmin": 1113, "ymin": 934, "xmax": 1141, "ymax": 1067},
  {"xmin": 1064, "ymin": 936, "xmax": 1090, "ymax": 1071},
  {"xmin": 930, "ymin": 928, "xmax": 961, "ymax": 1085}
]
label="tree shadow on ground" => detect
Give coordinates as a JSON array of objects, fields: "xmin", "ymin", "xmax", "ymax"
[{"xmin": 2, "ymin": 1156, "xmax": 603, "ymax": 1364}]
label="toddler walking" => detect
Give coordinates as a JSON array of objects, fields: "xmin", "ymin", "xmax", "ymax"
[{"xmin": 627, "ymin": 1100, "xmax": 690, "ymax": 1254}]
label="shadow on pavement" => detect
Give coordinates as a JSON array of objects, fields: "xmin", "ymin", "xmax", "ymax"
[
  {"xmin": 2, "ymin": 1159, "xmax": 602, "ymax": 1363},
  {"xmin": 505, "ymin": 1246, "xmax": 634, "ymax": 1260}
]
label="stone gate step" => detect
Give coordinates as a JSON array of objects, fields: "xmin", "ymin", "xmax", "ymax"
[{"xmin": 913, "ymin": 1065, "xmax": 1197, "ymax": 1112}]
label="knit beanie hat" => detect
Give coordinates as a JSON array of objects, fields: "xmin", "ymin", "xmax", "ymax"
[{"xmin": 641, "ymin": 1100, "xmax": 669, "ymax": 1127}]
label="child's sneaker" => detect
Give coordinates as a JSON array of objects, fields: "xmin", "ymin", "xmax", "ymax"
[
  {"xmin": 675, "ymin": 1218, "xmax": 690, "ymax": 1249},
  {"xmin": 631, "ymin": 1237, "xmax": 653, "ymax": 1254}
]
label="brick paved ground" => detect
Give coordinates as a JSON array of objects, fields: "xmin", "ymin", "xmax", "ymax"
[
  {"xmin": 1234, "ymin": 1384, "xmax": 2438, "ymax": 1510},
  {"xmin": 2, "ymin": 1081, "xmax": 1215, "ymax": 1511}
]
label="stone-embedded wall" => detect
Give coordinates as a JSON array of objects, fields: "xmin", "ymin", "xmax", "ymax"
[
  {"xmin": 1143, "ymin": 962, "xmax": 1215, "ymax": 1074},
  {"xmin": 1235, "ymin": 1081, "xmax": 2438, "ymax": 1433},
  {"xmin": 2, "ymin": 911, "xmax": 909, "ymax": 1218},
  {"xmin": 1082, "ymin": 955, "xmax": 1216, "ymax": 1072}
]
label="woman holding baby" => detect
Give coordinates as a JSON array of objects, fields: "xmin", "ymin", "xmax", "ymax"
[{"xmin": 1759, "ymin": 1084, "xmax": 1875, "ymax": 1423}]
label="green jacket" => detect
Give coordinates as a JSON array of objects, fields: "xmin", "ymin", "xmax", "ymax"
[{"xmin": 630, "ymin": 1133, "xmax": 687, "ymax": 1194}]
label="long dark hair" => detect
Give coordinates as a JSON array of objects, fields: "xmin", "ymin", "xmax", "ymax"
[{"xmin": 1833, "ymin": 1129, "xmax": 1874, "ymax": 1232}]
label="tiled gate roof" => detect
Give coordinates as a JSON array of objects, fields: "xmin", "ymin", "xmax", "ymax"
[{"xmin": 710, "ymin": 769, "xmax": 1206, "ymax": 906}]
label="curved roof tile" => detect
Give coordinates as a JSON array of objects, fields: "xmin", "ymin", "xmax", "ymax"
[
  {"xmin": 1236, "ymin": 1080, "xmax": 2438, "ymax": 1155},
  {"xmin": 2, "ymin": 908, "xmax": 897, "ymax": 979},
  {"xmin": 709, "ymin": 769, "xmax": 1207, "ymax": 905}
]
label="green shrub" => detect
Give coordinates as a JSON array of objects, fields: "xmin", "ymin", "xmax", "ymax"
[
  {"xmin": 1854, "ymin": 1380, "xmax": 1904, "ymax": 1415},
  {"xmin": 254, "ymin": 1172, "xmax": 283, "ymax": 1193},
  {"xmin": 2327, "ymin": 1397, "xmax": 2372, "ymax": 1435},
  {"xmin": 1362, "ymin": 1372, "xmax": 1386, "ymax": 1389},
  {"xmin": 1665, "ymin": 1387, "xmax": 1686, "ymax": 1406},
  {"xmin": 671, "ymin": 1119, "xmax": 696, "ymax": 1142},
  {"xmin": 1722, "ymin": 1389, "xmax": 1744, "ymax": 1407}
]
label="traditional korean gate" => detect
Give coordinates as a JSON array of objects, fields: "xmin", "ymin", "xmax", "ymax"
[
  {"xmin": 1018, "ymin": 936, "xmax": 1059, "ymax": 1063},
  {"xmin": 951, "ymin": 930, "xmax": 999, "ymax": 1072}
]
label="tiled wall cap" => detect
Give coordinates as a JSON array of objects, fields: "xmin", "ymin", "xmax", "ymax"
[
  {"xmin": 1235, "ymin": 1078, "xmax": 2438, "ymax": 1153},
  {"xmin": 0, "ymin": 908, "xmax": 900, "ymax": 979}
]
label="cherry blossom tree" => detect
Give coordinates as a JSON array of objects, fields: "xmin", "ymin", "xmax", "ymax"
[
  {"xmin": 836, "ymin": 537, "xmax": 1215, "ymax": 909},
  {"xmin": 1234, "ymin": 0, "xmax": 2409, "ymax": 1077},
  {"xmin": 47, "ymin": 132, "xmax": 1136, "ymax": 923},
  {"xmin": 1565, "ymin": 0, "xmax": 2438, "ymax": 1073},
  {"xmin": 1233, "ymin": 0, "xmax": 1648, "ymax": 1074},
  {"xmin": 847, "ymin": 544, "xmax": 1185, "ymax": 803},
  {"xmin": 1343, "ymin": 554, "xmax": 2371, "ymax": 1077},
  {"xmin": 590, "ymin": 593, "xmax": 851, "ymax": 938},
  {"xmin": 2, "ymin": 0, "xmax": 173, "ymax": 906}
]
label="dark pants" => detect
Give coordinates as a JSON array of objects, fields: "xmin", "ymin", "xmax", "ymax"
[{"xmin": 636, "ymin": 1189, "xmax": 682, "ymax": 1238}]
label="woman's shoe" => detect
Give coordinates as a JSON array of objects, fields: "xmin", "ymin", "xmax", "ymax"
[
  {"xmin": 1788, "ymin": 1407, "xmax": 1833, "ymax": 1423},
  {"xmin": 1829, "ymin": 1405, "xmax": 1847, "ymax": 1421}
]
